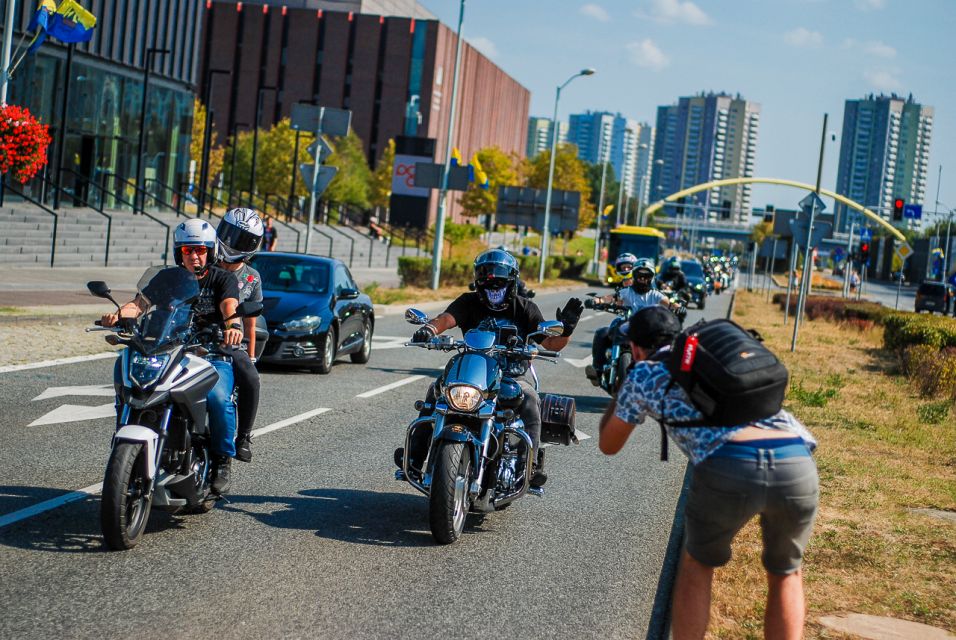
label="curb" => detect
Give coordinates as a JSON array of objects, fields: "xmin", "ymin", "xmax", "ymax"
[{"xmin": 646, "ymin": 464, "xmax": 692, "ymax": 640}]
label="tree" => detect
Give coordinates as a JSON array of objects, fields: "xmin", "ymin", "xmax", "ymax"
[
  {"xmin": 369, "ymin": 138, "xmax": 395, "ymax": 211},
  {"xmin": 458, "ymin": 146, "xmax": 519, "ymax": 218},
  {"xmin": 224, "ymin": 119, "xmax": 312, "ymax": 202},
  {"xmin": 525, "ymin": 143, "xmax": 596, "ymax": 228},
  {"xmin": 584, "ymin": 161, "xmax": 619, "ymax": 215},
  {"xmin": 324, "ymin": 130, "xmax": 372, "ymax": 209},
  {"xmin": 190, "ymin": 99, "xmax": 224, "ymax": 191}
]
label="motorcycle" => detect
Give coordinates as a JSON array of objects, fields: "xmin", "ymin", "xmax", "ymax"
[
  {"xmin": 87, "ymin": 267, "xmax": 261, "ymax": 550},
  {"xmin": 397, "ymin": 310, "xmax": 578, "ymax": 544},
  {"xmin": 658, "ymin": 284, "xmax": 690, "ymax": 327},
  {"xmin": 584, "ymin": 293, "xmax": 633, "ymax": 396}
]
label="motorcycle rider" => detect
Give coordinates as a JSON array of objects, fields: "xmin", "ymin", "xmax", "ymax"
[
  {"xmin": 657, "ymin": 257, "xmax": 688, "ymax": 296},
  {"xmin": 585, "ymin": 256, "xmax": 676, "ymax": 385},
  {"xmin": 101, "ymin": 219, "xmax": 242, "ymax": 494},
  {"xmin": 396, "ymin": 248, "xmax": 584, "ymax": 488},
  {"xmin": 216, "ymin": 208, "xmax": 264, "ymax": 463}
]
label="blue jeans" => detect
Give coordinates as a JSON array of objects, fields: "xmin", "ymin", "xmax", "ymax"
[{"xmin": 113, "ymin": 354, "xmax": 237, "ymax": 457}]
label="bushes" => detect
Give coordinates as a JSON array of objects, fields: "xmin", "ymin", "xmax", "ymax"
[
  {"xmin": 903, "ymin": 345, "xmax": 956, "ymax": 401},
  {"xmin": 882, "ymin": 313, "xmax": 956, "ymax": 351},
  {"xmin": 397, "ymin": 255, "xmax": 590, "ymax": 288}
]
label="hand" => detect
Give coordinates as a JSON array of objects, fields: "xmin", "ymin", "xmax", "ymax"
[
  {"xmin": 222, "ymin": 327, "xmax": 243, "ymax": 346},
  {"xmin": 556, "ymin": 297, "xmax": 584, "ymax": 336},
  {"xmin": 412, "ymin": 325, "xmax": 436, "ymax": 343},
  {"xmin": 584, "ymin": 297, "xmax": 595, "ymax": 310},
  {"xmin": 100, "ymin": 312, "xmax": 119, "ymax": 327}
]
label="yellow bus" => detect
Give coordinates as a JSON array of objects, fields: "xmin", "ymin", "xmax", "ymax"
[{"xmin": 605, "ymin": 225, "xmax": 666, "ymax": 284}]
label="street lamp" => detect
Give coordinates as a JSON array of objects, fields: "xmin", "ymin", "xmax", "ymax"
[
  {"xmin": 136, "ymin": 48, "xmax": 170, "ymax": 211},
  {"xmin": 251, "ymin": 85, "xmax": 277, "ymax": 198},
  {"xmin": 539, "ymin": 67, "xmax": 596, "ymax": 283},
  {"xmin": 198, "ymin": 69, "xmax": 231, "ymax": 216},
  {"xmin": 591, "ymin": 159, "xmax": 609, "ymax": 275}
]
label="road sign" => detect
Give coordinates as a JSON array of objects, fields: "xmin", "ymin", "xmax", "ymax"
[
  {"xmin": 789, "ymin": 219, "xmax": 832, "ymax": 248},
  {"xmin": 306, "ymin": 137, "xmax": 334, "ymax": 162},
  {"xmin": 798, "ymin": 192, "xmax": 826, "ymax": 214},
  {"xmin": 298, "ymin": 164, "xmax": 338, "ymax": 196},
  {"xmin": 895, "ymin": 241, "xmax": 913, "ymax": 262},
  {"xmin": 290, "ymin": 104, "xmax": 352, "ymax": 136},
  {"xmin": 903, "ymin": 203, "xmax": 923, "ymax": 220},
  {"xmin": 413, "ymin": 163, "xmax": 470, "ymax": 190},
  {"xmin": 860, "ymin": 226, "xmax": 872, "ymax": 240}
]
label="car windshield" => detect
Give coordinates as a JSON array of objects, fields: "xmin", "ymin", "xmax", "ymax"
[
  {"xmin": 251, "ymin": 256, "xmax": 331, "ymax": 294},
  {"xmin": 134, "ymin": 266, "xmax": 199, "ymax": 352},
  {"xmin": 681, "ymin": 261, "xmax": 705, "ymax": 278}
]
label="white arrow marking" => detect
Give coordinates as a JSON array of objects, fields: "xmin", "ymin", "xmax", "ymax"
[
  {"xmin": 28, "ymin": 403, "xmax": 115, "ymax": 427},
  {"xmin": 563, "ymin": 357, "xmax": 592, "ymax": 368},
  {"xmin": 32, "ymin": 384, "xmax": 114, "ymax": 401},
  {"xmin": 372, "ymin": 335, "xmax": 411, "ymax": 350}
]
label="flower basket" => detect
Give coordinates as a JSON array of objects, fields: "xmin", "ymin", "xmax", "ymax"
[{"xmin": 0, "ymin": 103, "xmax": 52, "ymax": 183}]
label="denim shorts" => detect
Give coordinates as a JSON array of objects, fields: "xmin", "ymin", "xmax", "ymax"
[{"xmin": 684, "ymin": 439, "xmax": 819, "ymax": 575}]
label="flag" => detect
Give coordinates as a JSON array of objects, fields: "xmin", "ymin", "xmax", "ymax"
[
  {"xmin": 602, "ymin": 204, "xmax": 614, "ymax": 218},
  {"xmin": 450, "ymin": 147, "xmax": 462, "ymax": 167},
  {"xmin": 25, "ymin": 0, "xmax": 57, "ymax": 54},
  {"xmin": 47, "ymin": 0, "xmax": 97, "ymax": 44},
  {"xmin": 470, "ymin": 153, "xmax": 488, "ymax": 189}
]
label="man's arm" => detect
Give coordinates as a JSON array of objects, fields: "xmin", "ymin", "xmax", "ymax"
[
  {"xmin": 598, "ymin": 398, "xmax": 636, "ymax": 455},
  {"xmin": 220, "ymin": 297, "xmax": 242, "ymax": 345},
  {"xmin": 243, "ymin": 317, "xmax": 257, "ymax": 357},
  {"xmin": 101, "ymin": 294, "xmax": 147, "ymax": 327}
]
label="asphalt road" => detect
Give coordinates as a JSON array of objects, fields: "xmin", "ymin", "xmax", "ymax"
[{"xmin": 0, "ymin": 286, "xmax": 732, "ymax": 640}]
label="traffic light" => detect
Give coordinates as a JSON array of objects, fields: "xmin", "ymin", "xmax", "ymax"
[
  {"xmin": 859, "ymin": 241, "xmax": 870, "ymax": 263},
  {"xmin": 892, "ymin": 198, "xmax": 905, "ymax": 221}
]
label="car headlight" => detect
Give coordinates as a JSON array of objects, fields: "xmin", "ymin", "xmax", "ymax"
[
  {"xmin": 695, "ymin": 283, "xmax": 704, "ymax": 290},
  {"xmin": 130, "ymin": 352, "xmax": 170, "ymax": 387},
  {"xmin": 446, "ymin": 384, "xmax": 483, "ymax": 412},
  {"xmin": 281, "ymin": 315, "xmax": 323, "ymax": 332}
]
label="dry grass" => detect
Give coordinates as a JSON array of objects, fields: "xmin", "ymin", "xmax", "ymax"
[{"xmin": 707, "ymin": 291, "xmax": 956, "ymax": 639}]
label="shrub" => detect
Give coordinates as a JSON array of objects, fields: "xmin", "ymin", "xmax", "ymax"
[
  {"xmin": 397, "ymin": 256, "xmax": 472, "ymax": 287},
  {"xmin": 883, "ymin": 314, "xmax": 956, "ymax": 351},
  {"xmin": 903, "ymin": 345, "xmax": 956, "ymax": 400}
]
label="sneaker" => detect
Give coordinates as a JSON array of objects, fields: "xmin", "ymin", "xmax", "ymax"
[
  {"xmin": 394, "ymin": 447, "xmax": 404, "ymax": 470},
  {"xmin": 235, "ymin": 433, "xmax": 252, "ymax": 463},
  {"xmin": 211, "ymin": 456, "xmax": 232, "ymax": 495},
  {"xmin": 584, "ymin": 365, "xmax": 600, "ymax": 386}
]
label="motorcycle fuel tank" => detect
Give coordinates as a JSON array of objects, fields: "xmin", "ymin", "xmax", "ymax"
[{"xmin": 442, "ymin": 352, "xmax": 499, "ymax": 396}]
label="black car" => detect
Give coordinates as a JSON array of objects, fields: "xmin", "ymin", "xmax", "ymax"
[
  {"xmin": 915, "ymin": 280, "xmax": 953, "ymax": 315},
  {"xmin": 249, "ymin": 253, "xmax": 374, "ymax": 373},
  {"xmin": 681, "ymin": 259, "xmax": 708, "ymax": 309}
]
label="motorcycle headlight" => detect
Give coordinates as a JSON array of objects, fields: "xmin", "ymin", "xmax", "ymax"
[
  {"xmin": 446, "ymin": 384, "xmax": 483, "ymax": 412},
  {"xmin": 281, "ymin": 315, "xmax": 323, "ymax": 332},
  {"xmin": 129, "ymin": 352, "xmax": 170, "ymax": 387}
]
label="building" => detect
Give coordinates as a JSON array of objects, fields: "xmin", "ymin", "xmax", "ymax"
[
  {"xmin": 650, "ymin": 92, "xmax": 760, "ymax": 222},
  {"xmin": 269, "ymin": 0, "xmax": 434, "ymax": 18},
  {"xmin": 566, "ymin": 111, "xmax": 642, "ymax": 202},
  {"xmin": 526, "ymin": 116, "xmax": 567, "ymax": 159},
  {"xmin": 634, "ymin": 124, "xmax": 654, "ymax": 206},
  {"xmin": 834, "ymin": 93, "xmax": 934, "ymax": 231},
  {"xmin": 201, "ymin": 0, "xmax": 530, "ymax": 225},
  {"xmin": 2, "ymin": 1, "xmax": 203, "ymax": 200}
]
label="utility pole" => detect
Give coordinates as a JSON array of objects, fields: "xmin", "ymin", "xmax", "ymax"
[{"xmin": 591, "ymin": 160, "xmax": 608, "ymax": 275}]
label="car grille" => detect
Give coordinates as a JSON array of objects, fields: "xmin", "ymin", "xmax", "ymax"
[{"xmin": 279, "ymin": 341, "xmax": 319, "ymax": 359}]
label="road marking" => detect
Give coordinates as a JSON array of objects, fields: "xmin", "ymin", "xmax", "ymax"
[
  {"xmin": 0, "ymin": 352, "xmax": 118, "ymax": 374},
  {"xmin": 32, "ymin": 384, "xmax": 114, "ymax": 401},
  {"xmin": 251, "ymin": 407, "xmax": 331, "ymax": 438},
  {"xmin": 356, "ymin": 374, "xmax": 426, "ymax": 398},
  {"xmin": 28, "ymin": 403, "xmax": 116, "ymax": 427},
  {"xmin": 0, "ymin": 483, "xmax": 103, "ymax": 529},
  {"xmin": 563, "ymin": 357, "xmax": 591, "ymax": 368},
  {"xmin": 579, "ymin": 314, "xmax": 598, "ymax": 323},
  {"xmin": 371, "ymin": 335, "xmax": 410, "ymax": 350}
]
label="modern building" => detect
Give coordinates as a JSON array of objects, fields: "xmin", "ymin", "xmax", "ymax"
[
  {"xmin": 567, "ymin": 111, "xmax": 640, "ymax": 200},
  {"xmin": 269, "ymin": 0, "xmax": 434, "ymax": 18},
  {"xmin": 526, "ymin": 116, "xmax": 567, "ymax": 159},
  {"xmin": 1, "ymin": 0, "xmax": 203, "ymax": 201},
  {"xmin": 649, "ymin": 92, "xmax": 760, "ymax": 223},
  {"xmin": 201, "ymin": 0, "xmax": 530, "ymax": 225},
  {"xmin": 634, "ymin": 124, "xmax": 655, "ymax": 206},
  {"xmin": 834, "ymin": 93, "xmax": 934, "ymax": 231}
]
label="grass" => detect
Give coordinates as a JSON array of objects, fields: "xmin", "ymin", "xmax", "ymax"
[
  {"xmin": 706, "ymin": 290, "xmax": 956, "ymax": 638},
  {"xmin": 0, "ymin": 306, "xmax": 23, "ymax": 315}
]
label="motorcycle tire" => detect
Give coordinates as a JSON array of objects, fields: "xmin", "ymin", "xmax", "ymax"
[
  {"xmin": 101, "ymin": 442, "xmax": 152, "ymax": 550},
  {"xmin": 429, "ymin": 441, "xmax": 472, "ymax": 544},
  {"xmin": 698, "ymin": 296, "xmax": 706, "ymax": 310}
]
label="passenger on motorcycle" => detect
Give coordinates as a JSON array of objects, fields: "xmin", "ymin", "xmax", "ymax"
[
  {"xmin": 396, "ymin": 248, "xmax": 583, "ymax": 488},
  {"xmin": 216, "ymin": 208, "xmax": 264, "ymax": 463},
  {"xmin": 585, "ymin": 256, "xmax": 676, "ymax": 385},
  {"xmin": 101, "ymin": 219, "xmax": 242, "ymax": 494}
]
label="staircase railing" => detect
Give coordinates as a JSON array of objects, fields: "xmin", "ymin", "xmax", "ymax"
[
  {"xmin": 100, "ymin": 172, "xmax": 170, "ymax": 266},
  {"xmin": 143, "ymin": 179, "xmax": 191, "ymax": 219},
  {"xmin": 40, "ymin": 169, "xmax": 113, "ymax": 266},
  {"xmin": 0, "ymin": 176, "xmax": 58, "ymax": 267}
]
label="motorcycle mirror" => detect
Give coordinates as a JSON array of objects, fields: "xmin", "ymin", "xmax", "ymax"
[
  {"xmin": 235, "ymin": 301, "xmax": 263, "ymax": 318},
  {"xmin": 537, "ymin": 320, "xmax": 565, "ymax": 337},
  {"xmin": 405, "ymin": 308, "xmax": 428, "ymax": 325},
  {"xmin": 587, "ymin": 292, "xmax": 598, "ymax": 297},
  {"xmin": 87, "ymin": 281, "xmax": 120, "ymax": 309}
]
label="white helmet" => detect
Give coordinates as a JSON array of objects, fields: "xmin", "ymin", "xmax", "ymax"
[
  {"xmin": 217, "ymin": 208, "xmax": 264, "ymax": 263},
  {"xmin": 173, "ymin": 219, "xmax": 218, "ymax": 274}
]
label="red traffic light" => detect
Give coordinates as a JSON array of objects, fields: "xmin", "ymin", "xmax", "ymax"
[
  {"xmin": 860, "ymin": 242, "xmax": 869, "ymax": 252},
  {"xmin": 892, "ymin": 198, "xmax": 905, "ymax": 221}
]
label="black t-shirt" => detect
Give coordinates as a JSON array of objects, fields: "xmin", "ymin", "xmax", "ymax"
[
  {"xmin": 444, "ymin": 292, "xmax": 547, "ymax": 343},
  {"xmin": 193, "ymin": 266, "xmax": 240, "ymax": 326}
]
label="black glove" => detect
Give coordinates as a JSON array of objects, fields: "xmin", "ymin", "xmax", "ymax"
[
  {"xmin": 412, "ymin": 325, "xmax": 436, "ymax": 343},
  {"xmin": 584, "ymin": 297, "xmax": 595, "ymax": 310},
  {"xmin": 556, "ymin": 297, "xmax": 584, "ymax": 336}
]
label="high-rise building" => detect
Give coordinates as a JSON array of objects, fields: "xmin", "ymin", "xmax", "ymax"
[
  {"xmin": 634, "ymin": 125, "xmax": 655, "ymax": 207},
  {"xmin": 650, "ymin": 92, "xmax": 760, "ymax": 222},
  {"xmin": 834, "ymin": 94, "xmax": 934, "ymax": 231},
  {"xmin": 566, "ymin": 111, "xmax": 644, "ymax": 201},
  {"xmin": 526, "ymin": 117, "xmax": 567, "ymax": 159}
]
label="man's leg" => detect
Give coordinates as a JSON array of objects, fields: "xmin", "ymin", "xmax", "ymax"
[
  {"xmin": 231, "ymin": 349, "xmax": 260, "ymax": 463},
  {"xmin": 207, "ymin": 359, "xmax": 237, "ymax": 493},
  {"xmin": 516, "ymin": 378, "xmax": 544, "ymax": 487},
  {"xmin": 671, "ymin": 550, "xmax": 714, "ymax": 640},
  {"xmin": 586, "ymin": 327, "xmax": 610, "ymax": 383},
  {"xmin": 765, "ymin": 569, "xmax": 805, "ymax": 640}
]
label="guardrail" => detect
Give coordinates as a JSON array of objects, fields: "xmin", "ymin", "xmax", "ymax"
[{"xmin": 0, "ymin": 176, "xmax": 59, "ymax": 267}]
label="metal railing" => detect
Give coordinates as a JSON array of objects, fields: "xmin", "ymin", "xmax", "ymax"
[
  {"xmin": 1, "ymin": 176, "xmax": 59, "ymax": 267},
  {"xmin": 41, "ymin": 169, "xmax": 113, "ymax": 266},
  {"xmin": 144, "ymin": 179, "xmax": 191, "ymax": 219},
  {"xmin": 100, "ymin": 172, "xmax": 171, "ymax": 266}
]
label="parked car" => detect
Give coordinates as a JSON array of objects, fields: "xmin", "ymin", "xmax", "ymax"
[
  {"xmin": 680, "ymin": 259, "xmax": 708, "ymax": 309},
  {"xmin": 249, "ymin": 253, "xmax": 374, "ymax": 373},
  {"xmin": 914, "ymin": 280, "xmax": 953, "ymax": 315}
]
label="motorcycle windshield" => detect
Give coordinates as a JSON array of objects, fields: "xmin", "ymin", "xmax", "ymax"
[{"xmin": 135, "ymin": 267, "xmax": 199, "ymax": 352}]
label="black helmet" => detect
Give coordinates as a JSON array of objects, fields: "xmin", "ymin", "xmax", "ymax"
[{"xmin": 474, "ymin": 249, "xmax": 519, "ymax": 311}]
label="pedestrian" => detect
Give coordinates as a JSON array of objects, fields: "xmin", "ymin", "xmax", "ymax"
[
  {"xmin": 598, "ymin": 307, "xmax": 819, "ymax": 640},
  {"xmin": 262, "ymin": 217, "xmax": 278, "ymax": 251}
]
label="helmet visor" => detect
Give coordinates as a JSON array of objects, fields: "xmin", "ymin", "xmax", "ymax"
[
  {"xmin": 616, "ymin": 263, "xmax": 634, "ymax": 275},
  {"xmin": 217, "ymin": 223, "xmax": 262, "ymax": 254},
  {"xmin": 475, "ymin": 262, "xmax": 516, "ymax": 282}
]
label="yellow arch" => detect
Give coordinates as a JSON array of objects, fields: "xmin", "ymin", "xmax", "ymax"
[{"xmin": 644, "ymin": 177, "xmax": 905, "ymax": 242}]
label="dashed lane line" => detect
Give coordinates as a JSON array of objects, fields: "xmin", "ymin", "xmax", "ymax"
[
  {"xmin": 355, "ymin": 374, "xmax": 426, "ymax": 398},
  {"xmin": 0, "ymin": 352, "xmax": 118, "ymax": 374}
]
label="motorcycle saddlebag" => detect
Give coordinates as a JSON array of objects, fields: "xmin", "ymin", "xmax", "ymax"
[{"xmin": 540, "ymin": 393, "xmax": 578, "ymax": 446}]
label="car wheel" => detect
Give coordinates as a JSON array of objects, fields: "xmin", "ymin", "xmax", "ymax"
[
  {"xmin": 350, "ymin": 320, "xmax": 372, "ymax": 364},
  {"xmin": 312, "ymin": 327, "xmax": 336, "ymax": 374}
]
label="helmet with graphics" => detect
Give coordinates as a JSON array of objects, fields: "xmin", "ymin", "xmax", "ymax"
[
  {"xmin": 473, "ymin": 249, "xmax": 520, "ymax": 312},
  {"xmin": 217, "ymin": 207, "xmax": 264, "ymax": 263},
  {"xmin": 613, "ymin": 252, "xmax": 638, "ymax": 277}
]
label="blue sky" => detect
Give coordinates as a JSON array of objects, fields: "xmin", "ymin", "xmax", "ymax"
[{"xmin": 421, "ymin": 0, "xmax": 956, "ymax": 224}]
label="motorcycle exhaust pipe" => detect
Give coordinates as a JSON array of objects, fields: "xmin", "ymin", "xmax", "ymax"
[{"xmin": 491, "ymin": 427, "xmax": 534, "ymax": 509}]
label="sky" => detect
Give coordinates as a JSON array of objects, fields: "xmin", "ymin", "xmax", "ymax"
[{"xmin": 420, "ymin": 0, "xmax": 956, "ymax": 225}]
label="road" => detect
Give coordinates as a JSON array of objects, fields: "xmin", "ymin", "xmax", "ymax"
[{"xmin": 0, "ymin": 287, "xmax": 732, "ymax": 640}]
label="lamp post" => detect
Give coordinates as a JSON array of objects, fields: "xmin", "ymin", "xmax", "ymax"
[
  {"xmin": 135, "ymin": 47, "xmax": 170, "ymax": 211},
  {"xmin": 591, "ymin": 159, "xmax": 608, "ymax": 275},
  {"xmin": 198, "ymin": 69, "xmax": 231, "ymax": 216},
  {"xmin": 539, "ymin": 67, "xmax": 596, "ymax": 283},
  {"xmin": 250, "ymin": 85, "xmax": 277, "ymax": 198}
]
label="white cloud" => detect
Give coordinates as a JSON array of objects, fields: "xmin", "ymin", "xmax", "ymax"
[
  {"xmin": 864, "ymin": 69, "xmax": 902, "ymax": 91},
  {"xmin": 863, "ymin": 40, "xmax": 897, "ymax": 58},
  {"xmin": 644, "ymin": 0, "xmax": 711, "ymax": 26},
  {"xmin": 580, "ymin": 3, "xmax": 610, "ymax": 21},
  {"xmin": 854, "ymin": 0, "xmax": 886, "ymax": 10},
  {"xmin": 469, "ymin": 36, "xmax": 499, "ymax": 60},
  {"xmin": 626, "ymin": 39, "xmax": 670, "ymax": 71},
  {"xmin": 784, "ymin": 27, "xmax": 823, "ymax": 48}
]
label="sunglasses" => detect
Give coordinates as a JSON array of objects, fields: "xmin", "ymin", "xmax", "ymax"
[
  {"xmin": 180, "ymin": 246, "xmax": 208, "ymax": 256},
  {"xmin": 634, "ymin": 273, "xmax": 653, "ymax": 281}
]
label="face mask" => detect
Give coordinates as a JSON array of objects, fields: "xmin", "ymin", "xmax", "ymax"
[
  {"xmin": 485, "ymin": 286, "xmax": 508, "ymax": 307},
  {"xmin": 632, "ymin": 275, "xmax": 652, "ymax": 293}
]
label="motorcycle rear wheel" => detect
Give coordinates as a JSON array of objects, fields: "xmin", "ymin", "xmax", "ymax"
[
  {"xmin": 616, "ymin": 352, "xmax": 633, "ymax": 391},
  {"xmin": 101, "ymin": 442, "xmax": 152, "ymax": 550},
  {"xmin": 429, "ymin": 441, "xmax": 471, "ymax": 544}
]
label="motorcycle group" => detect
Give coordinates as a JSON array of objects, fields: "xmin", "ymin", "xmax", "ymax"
[{"xmin": 88, "ymin": 208, "xmax": 730, "ymax": 548}]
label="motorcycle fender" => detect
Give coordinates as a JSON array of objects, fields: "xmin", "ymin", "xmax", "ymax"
[
  {"xmin": 112, "ymin": 425, "xmax": 158, "ymax": 479},
  {"xmin": 434, "ymin": 424, "xmax": 472, "ymax": 444}
]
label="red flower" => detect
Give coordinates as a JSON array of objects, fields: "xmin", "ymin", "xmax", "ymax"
[{"xmin": 0, "ymin": 103, "xmax": 52, "ymax": 183}]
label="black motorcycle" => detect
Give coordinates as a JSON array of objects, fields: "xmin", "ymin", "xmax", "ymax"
[
  {"xmin": 87, "ymin": 267, "xmax": 260, "ymax": 550},
  {"xmin": 397, "ymin": 310, "xmax": 578, "ymax": 544},
  {"xmin": 585, "ymin": 293, "xmax": 633, "ymax": 396}
]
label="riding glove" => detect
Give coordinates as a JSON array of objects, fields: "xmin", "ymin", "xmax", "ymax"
[
  {"xmin": 412, "ymin": 325, "xmax": 436, "ymax": 343},
  {"xmin": 556, "ymin": 297, "xmax": 584, "ymax": 336}
]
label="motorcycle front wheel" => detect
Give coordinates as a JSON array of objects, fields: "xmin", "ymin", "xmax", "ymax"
[
  {"xmin": 101, "ymin": 442, "xmax": 152, "ymax": 550},
  {"xmin": 429, "ymin": 441, "xmax": 472, "ymax": 544}
]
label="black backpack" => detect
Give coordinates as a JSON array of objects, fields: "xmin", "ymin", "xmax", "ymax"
[{"xmin": 664, "ymin": 319, "xmax": 789, "ymax": 428}]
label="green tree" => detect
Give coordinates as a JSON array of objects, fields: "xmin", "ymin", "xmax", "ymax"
[
  {"xmin": 525, "ymin": 143, "xmax": 596, "ymax": 228},
  {"xmin": 585, "ymin": 161, "xmax": 620, "ymax": 215},
  {"xmin": 224, "ymin": 119, "xmax": 312, "ymax": 202},
  {"xmin": 190, "ymin": 99, "xmax": 224, "ymax": 192},
  {"xmin": 369, "ymin": 138, "xmax": 395, "ymax": 211},
  {"xmin": 459, "ymin": 146, "xmax": 519, "ymax": 218},
  {"xmin": 324, "ymin": 130, "xmax": 371, "ymax": 209}
]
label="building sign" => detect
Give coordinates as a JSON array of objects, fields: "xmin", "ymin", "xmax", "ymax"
[{"xmin": 392, "ymin": 154, "xmax": 431, "ymax": 198}]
